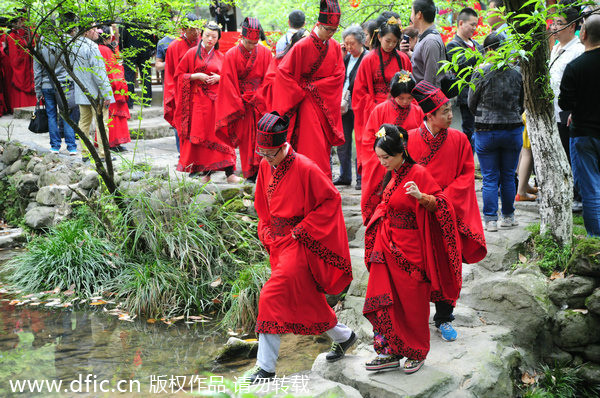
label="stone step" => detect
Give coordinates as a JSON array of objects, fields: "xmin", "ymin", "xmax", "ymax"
[{"xmin": 127, "ymin": 117, "xmax": 172, "ymax": 140}]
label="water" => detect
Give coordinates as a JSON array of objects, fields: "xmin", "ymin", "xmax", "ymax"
[{"xmin": 0, "ymin": 251, "xmax": 330, "ymax": 397}]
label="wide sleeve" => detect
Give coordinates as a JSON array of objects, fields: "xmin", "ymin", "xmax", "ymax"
[
  {"xmin": 8, "ymin": 32, "xmax": 35, "ymax": 93},
  {"xmin": 173, "ymin": 50, "xmax": 194, "ymax": 140},
  {"xmin": 163, "ymin": 40, "xmax": 180, "ymax": 126},
  {"xmin": 214, "ymin": 49, "xmax": 244, "ymax": 146},
  {"xmin": 271, "ymin": 43, "xmax": 307, "ymax": 117},
  {"xmin": 291, "ymin": 160, "xmax": 353, "ymax": 295},
  {"xmin": 253, "ymin": 161, "xmax": 275, "ymax": 253}
]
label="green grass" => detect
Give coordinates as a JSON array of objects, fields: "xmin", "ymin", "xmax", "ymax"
[
  {"xmin": 0, "ymin": 176, "xmax": 28, "ymax": 226},
  {"xmin": 521, "ymin": 363, "xmax": 600, "ymax": 398}
]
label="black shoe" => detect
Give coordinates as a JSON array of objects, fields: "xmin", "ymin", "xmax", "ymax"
[
  {"xmin": 333, "ymin": 178, "xmax": 351, "ymax": 186},
  {"xmin": 81, "ymin": 157, "xmax": 90, "ymax": 163},
  {"xmin": 355, "ymin": 180, "xmax": 362, "ymax": 190},
  {"xmin": 110, "ymin": 145, "xmax": 128, "ymax": 153},
  {"xmin": 325, "ymin": 331, "xmax": 357, "ymax": 362},
  {"xmin": 246, "ymin": 367, "xmax": 275, "ymax": 385}
]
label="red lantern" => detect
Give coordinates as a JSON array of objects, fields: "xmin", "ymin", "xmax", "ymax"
[{"xmin": 350, "ymin": 0, "xmax": 360, "ymax": 8}]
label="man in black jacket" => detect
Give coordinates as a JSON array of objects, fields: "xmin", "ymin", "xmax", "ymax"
[
  {"xmin": 559, "ymin": 14, "xmax": 600, "ymax": 237},
  {"xmin": 446, "ymin": 7, "xmax": 483, "ymax": 146},
  {"xmin": 334, "ymin": 24, "xmax": 368, "ymax": 189}
]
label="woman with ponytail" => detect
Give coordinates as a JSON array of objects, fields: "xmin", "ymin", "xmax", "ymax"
[
  {"xmin": 352, "ymin": 15, "xmax": 412, "ymax": 184},
  {"xmin": 362, "ymin": 124, "xmax": 461, "ymax": 375}
]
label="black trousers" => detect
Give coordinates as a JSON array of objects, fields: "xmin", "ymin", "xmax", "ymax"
[
  {"xmin": 460, "ymin": 103, "xmax": 475, "ymax": 147},
  {"xmin": 433, "ymin": 301, "xmax": 455, "ymax": 327},
  {"xmin": 558, "ymin": 122, "xmax": 581, "ymax": 201},
  {"xmin": 336, "ymin": 110, "xmax": 360, "ymax": 183},
  {"xmin": 124, "ymin": 55, "xmax": 153, "ymax": 107}
]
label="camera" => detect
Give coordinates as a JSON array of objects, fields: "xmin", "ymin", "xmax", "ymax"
[{"xmin": 402, "ymin": 34, "xmax": 410, "ymax": 43}]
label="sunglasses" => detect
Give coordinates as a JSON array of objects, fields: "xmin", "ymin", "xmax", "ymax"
[{"xmin": 255, "ymin": 147, "xmax": 281, "ymax": 159}]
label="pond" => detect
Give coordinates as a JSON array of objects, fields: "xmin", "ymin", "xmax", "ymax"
[{"xmin": 0, "ymin": 251, "xmax": 330, "ymax": 397}]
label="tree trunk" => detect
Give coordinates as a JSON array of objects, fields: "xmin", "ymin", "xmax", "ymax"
[{"xmin": 507, "ymin": 0, "xmax": 573, "ymax": 245}]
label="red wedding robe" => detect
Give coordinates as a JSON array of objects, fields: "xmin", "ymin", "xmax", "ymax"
[
  {"xmin": 360, "ymin": 99, "xmax": 424, "ymax": 225},
  {"xmin": 215, "ymin": 43, "xmax": 272, "ymax": 178},
  {"xmin": 363, "ymin": 162, "xmax": 461, "ymax": 360},
  {"xmin": 271, "ymin": 31, "xmax": 345, "ymax": 178},
  {"xmin": 6, "ymin": 28, "xmax": 36, "ymax": 108},
  {"xmin": 0, "ymin": 34, "xmax": 9, "ymax": 115},
  {"xmin": 98, "ymin": 45, "xmax": 131, "ymax": 147},
  {"xmin": 164, "ymin": 35, "xmax": 198, "ymax": 129},
  {"xmin": 254, "ymin": 148, "xmax": 353, "ymax": 335},
  {"xmin": 174, "ymin": 46, "xmax": 235, "ymax": 173},
  {"xmin": 352, "ymin": 49, "xmax": 412, "ymax": 170},
  {"xmin": 408, "ymin": 124, "xmax": 487, "ymax": 269}
]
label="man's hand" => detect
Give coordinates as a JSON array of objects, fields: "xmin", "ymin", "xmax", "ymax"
[{"xmin": 103, "ymin": 99, "xmax": 110, "ymax": 108}]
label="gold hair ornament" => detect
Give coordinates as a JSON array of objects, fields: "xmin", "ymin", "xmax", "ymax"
[
  {"xmin": 387, "ymin": 16, "xmax": 399, "ymax": 25},
  {"xmin": 397, "ymin": 71, "xmax": 411, "ymax": 83},
  {"xmin": 375, "ymin": 127, "xmax": 387, "ymax": 139}
]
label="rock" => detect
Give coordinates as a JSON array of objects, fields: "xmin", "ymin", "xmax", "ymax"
[
  {"xmin": 42, "ymin": 153, "xmax": 60, "ymax": 164},
  {"xmin": 219, "ymin": 187, "xmax": 245, "ymax": 203},
  {"xmin": 568, "ymin": 239, "xmax": 600, "ymax": 277},
  {"xmin": 192, "ymin": 193, "xmax": 216, "ymax": 209},
  {"xmin": 120, "ymin": 170, "xmax": 146, "ymax": 182},
  {"xmin": 214, "ymin": 337, "xmax": 258, "ymax": 363},
  {"xmin": 346, "ymin": 249, "xmax": 368, "ymax": 298},
  {"xmin": 15, "ymin": 173, "xmax": 39, "ymax": 196},
  {"xmin": 1, "ymin": 143, "xmax": 21, "ymax": 165},
  {"xmin": 33, "ymin": 162, "xmax": 46, "ymax": 175},
  {"xmin": 461, "ymin": 271, "xmax": 554, "ymax": 350},
  {"xmin": 477, "ymin": 227, "xmax": 533, "ymax": 272},
  {"xmin": 149, "ymin": 166, "xmax": 168, "ymax": 179},
  {"xmin": 548, "ymin": 275, "xmax": 596, "ymax": 309},
  {"xmin": 553, "ymin": 310, "xmax": 600, "ymax": 349},
  {"xmin": 345, "ymin": 215, "xmax": 363, "ymax": 243},
  {"xmin": 25, "ymin": 201, "xmax": 39, "ymax": 212},
  {"xmin": 53, "ymin": 203, "xmax": 73, "ymax": 224},
  {"xmin": 582, "ymin": 344, "xmax": 600, "ymax": 363},
  {"xmin": 577, "ymin": 362, "xmax": 600, "ymax": 384},
  {"xmin": 78, "ymin": 171, "xmax": 99, "ymax": 190},
  {"xmin": 586, "ymin": 288, "xmax": 600, "ymax": 316},
  {"xmin": 36, "ymin": 185, "xmax": 71, "ymax": 206},
  {"xmin": 39, "ymin": 164, "xmax": 77, "ymax": 187},
  {"xmin": 0, "ymin": 228, "xmax": 25, "ymax": 248},
  {"xmin": 0, "ymin": 161, "xmax": 5, "ymax": 172},
  {"xmin": 24, "ymin": 206, "xmax": 56, "ymax": 229},
  {"xmin": 542, "ymin": 348, "xmax": 573, "ymax": 365},
  {"xmin": 7, "ymin": 159, "xmax": 23, "ymax": 175},
  {"xmin": 290, "ymin": 371, "xmax": 362, "ymax": 398},
  {"xmin": 26, "ymin": 156, "xmax": 42, "ymax": 172}
]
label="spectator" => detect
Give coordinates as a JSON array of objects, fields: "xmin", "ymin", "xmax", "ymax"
[
  {"xmin": 334, "ymin": 24, "xmax": 367, "ymax": 188},
  {"xmin": 468, "ymin": 33, "xmax": 524, "ymax": 232},
  {"xmin": 33, "ymin": 21, "xmax": 79, "ymax": 155},
  {"xmin": 488, "ymin": 0, "xmax": 509, "ymax": 41},
  {"xmin": 362, "ymin": 19, "xmax": 377, "ymax": 50},
  {"xmin": 446, "ymin": 7, "xmax": 484, "ymax": 146},
  {"xmin": 6, "ymin": 10, "xmax": 37, "ymax": 108},
  {"xmin": 210, "ymin": 1, "xmax": 236, "ymax": 32},
  {"xmin": 400, "ymin": 26, "xmax": 419, "ymax": 57},
  {"xmin": 155, "ymin": 11, "xmax": 180, "ymax": 84},
  {"xmin": 559, "ymin": 15, "xmax": 600, "ymax": 236},
  {"xmin": 120, "ymin": 22, "xmax": 155, "ymax": 108},
  {"xmin": 70, "ymin": 25, "xmax": 114, "ymax": 161},
  {"xmin": 411, "ymin": 0, "xmax": 446, "ymax": 87},
  {"xmin": 549, "ymin": 0, "xmax": 584, "ymax": 210},
  {"xmin": 275, "ymin": 10, "xmax": 305, "ymax": 56}
]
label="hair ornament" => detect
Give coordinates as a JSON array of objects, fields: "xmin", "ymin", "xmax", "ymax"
[
  {"xmin": 398, "ymin": 71, "xmax": 412, "ymax": 83},
  {"xmin": 375, "ymin": 127, "xmax": 387, "ymax": 140},
  {"xmin": 387, "ymin": 16, "xmax": 399, "ymax": 25}
]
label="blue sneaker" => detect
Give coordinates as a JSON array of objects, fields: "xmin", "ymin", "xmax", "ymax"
[{"xmin": 437, "ymin": 322, "xmax": 457, "ymax": 341}]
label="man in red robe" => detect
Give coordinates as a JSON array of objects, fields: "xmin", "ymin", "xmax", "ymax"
[
  {"xmin": 215, "ymin": 17, "xmax": 272, "ymax": 182},
  {"xmin": 247, "ymin": 112, "xmax": 356, "ymax": 384},
  {"xmin": 407, "ymin": 80, "xmax": 487, "ymax": 342},
  {"xmin": 270, "ymin": 0, "xmax": 345, "ymax": 178},
  {"xmin": 6, "ymin": 13, "xmax": 36, "ymax": 109},
  {"xmin": 163, "ymin": 14, "xmax": 200, "ymax": 152}
]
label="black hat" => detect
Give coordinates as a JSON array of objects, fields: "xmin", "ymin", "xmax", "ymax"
[
  {"xmin": 256, "ymin": 112, "xmax": 288, "ymax": 149},
  {"xmin": 318, "ymin": 0, "xmax": 341, "ymax": 26},
  {"xmin": 411, "ymin": 80, "xmax": 449, "ymax": 114}
]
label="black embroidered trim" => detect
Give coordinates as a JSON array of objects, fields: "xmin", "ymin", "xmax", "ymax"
[
  {"xmin": 293, "ymin": 224, "xmax": 352, "ymax": 275},
  {"xmin": 187, "ymin": 138, "xmax": 236, "ymax": 156},
  {"xmin": 266, "ymin": 149, "xmax": 296, "ymax": 202},
  {"xmin": 389, "ymin": 242, "xmax": 428, "ymax": 281},
  {"xmin": 255, "ymin": 320, "xmax": 335, "ymax": 335},
  {"xmin": 270, "ymin": 216, "xmax": 303, "ymax": 237},
  {"xmin": 388, "ymin": 208, "xmax": 418, "ymax": 230},
  {"xmin": 176, "ymin": 159, "xmax": 235, "ymax": 173},
  {"xmin": 417, "ymin": 126, "xmax": 448, "ymax": 166},
  {"xmin": 434, "ymin": 198, "xmax": 462, "ymax": 284},
  {"xmin": 392, "ymin": 100, "xmax": 411, "ymax": 127},
  {"xmin": 456, "ymin": 216, "xmax": 486, "ymax": 247},
  {"xmin": 363, "ymin": 293, "xmax": 392, "ymax": 313}
]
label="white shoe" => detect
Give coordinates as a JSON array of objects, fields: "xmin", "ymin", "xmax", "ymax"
[
  {"xmin": 499, "ymin": 215, "xmax": 518, "ymax": 228},
  {"xmin": 485, "ymin": 220, "xmax": 498, "ymax": 232}
]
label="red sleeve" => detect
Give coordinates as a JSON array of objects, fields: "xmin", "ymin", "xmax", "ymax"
[
  {"xmin": 254, "ymin": 160, "xmax": 275, "ymax": 253},
  {"xmin": 271, "ymin": 42, "xmax": 308, "ymax": 117},
  {"xmin": 99, "ymin": 45, "xmax": 128, "ymax": 103},
  {"xmin": 163, "ymin": 39, "xmax": 181, "ymax": 127},
  {"xmin": 8, "ymin": 31, "xmax": 35, "ymax": 93}
]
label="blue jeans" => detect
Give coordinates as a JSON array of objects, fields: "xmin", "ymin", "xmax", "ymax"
[
  {"xmin": 570, "ymin": 135, "xmax": 600, "ymax": 236},
  {"xmin": 42, "ymin": 88, "xmax": 77, "ymax": 152},
  {"xmin": 475, "ymin": 126, "xmax": 523, "ymax": 222}
]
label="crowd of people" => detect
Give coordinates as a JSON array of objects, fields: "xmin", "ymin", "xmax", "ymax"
[{"xmin": 2, "ymin": 0, "xmax": 600, "ymax": 382}]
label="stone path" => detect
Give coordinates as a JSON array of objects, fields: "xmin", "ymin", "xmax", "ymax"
[{"xmin": 1, "ymin": 110, "xmax": 544, "ymax": 397}]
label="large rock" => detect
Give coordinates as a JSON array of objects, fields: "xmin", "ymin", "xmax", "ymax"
[
  {"xmin": 586, "ymin": 288, "xmax": 600, "ymax": 316},
  {"xmin": 548, "ymin": 275, "xmax": 596, "ymax": 309},
  {"xmin": 289, "ymin": 371, "xmax": 362, "ymax": 398},
  {"xmin": 568, "ymin": 239, "xmax": 600, "ymax": 277},
  {"xmin": 1, "ymin": 143, "xmax": 21, "ymax": 165},
  {"xmin": 15, "ymin": 173, "xmax": 39, "ymax": 196},
  {"xmin": 214, "ymin": 337, "xmax": 258, "ymax": 362},
  {"xmin": 24, "ymin": 206, "xmax": 56, "ymax": 229},
  {"xmin": 6, "ymin": 159, "xmax": 23, "ymax": 175},
  {"xmin": 26, "ymin": 156, "xmax": 43, "ymax": 173},
  {"xmin": 460, "ymin": 271, "xmax": 554, "ymax": 350},
  {"xmin": 0, "ymin": 228, "xmax": 25, "ymax": 249},
  {"xmin": 78, "ymin": 170, "xmax": 99, "ymax": 190},
  {"xmin": 36, "ymin": 185, "xmax": 71, "ymax": 206},
  {"xmin": 38, "ymin": 164, "xmax": 77, "ymax": 187},
  {"xmin": 553, "ymin": 310, "xmax": 600, "ymax": 349},
  {"xmin": 577, "ymin": 362, "xmax": 600, "ymax": 384}
]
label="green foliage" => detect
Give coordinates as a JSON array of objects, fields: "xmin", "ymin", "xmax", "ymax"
[
  {"xmin": 4, "ymin": 216, "xmax": 126, "ymax": 296},
  {"xmin": 0, "ymin": 176, "xmax": 28, "ymax": 226},
  {"xmin": 521, "ymin": 363, "xmax": 600, "ymax": 398}
]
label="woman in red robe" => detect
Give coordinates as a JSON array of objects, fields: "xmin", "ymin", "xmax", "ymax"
[
  {"xmin": 361, "ymin": 72, "xmax": 424, "ymax": 225},
  {"xmin": 173, "ymin": 22, "xmax": 240, "ymax": 183},
  {"xmin": 97, "ymin": 27, "xmax": 131, "ymax": 151},
  {"xmin": 352, "ymin": 17, "xmax": 412, "ymax": 174},
  {"xmin": 6, "ymin": 17, "xmax": 36, "ymax": 108},
  {"xmin": 270, "ymin": 1, "xmax": 345, "ymax": 179},
  {"xmin": 363, "ymin": 124, "xmax": 461, "ymax": 374},
  {"xmin": 215, "ymin": 17, "xmax": 272, "ymax": 182},
  {"xmin": 248, "ymin": 111, "xmax": 355, "ymax": 383}
]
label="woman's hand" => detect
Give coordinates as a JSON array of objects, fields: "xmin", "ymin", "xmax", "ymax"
[
  {"xmin": 404, "ymin": 181, "xmax": 422, "ymax": 200},
  {"xmin": 192, "ymin": 72, "xmax": 209, "ymax": 82},
  {"xmin": 205, "ymin": 73, "xmax": 220, "ymax": 85}
]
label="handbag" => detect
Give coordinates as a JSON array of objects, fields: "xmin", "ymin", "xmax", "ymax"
[
  {"xmin": 28, "ymin": 101, "xmax": 49, "ymax": 134},
  {"xmin": 341, "ymin": 89, "xmax": 350, "ymax": 115}
]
